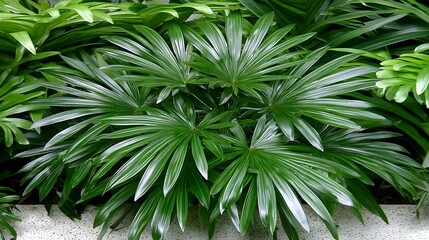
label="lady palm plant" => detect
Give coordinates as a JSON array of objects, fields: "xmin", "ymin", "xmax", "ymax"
[{"xmin": 17, "ymin": 9, "xmax": 429, "ymax": 240}]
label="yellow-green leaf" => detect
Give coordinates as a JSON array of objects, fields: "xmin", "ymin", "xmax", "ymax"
[
  {"xmin": 69, "ymin": 5, "xmax": 93, "ymax": 23},
  {"xmin": 416, "ymin": 67, "xmax": 429, "ymax": 95}
]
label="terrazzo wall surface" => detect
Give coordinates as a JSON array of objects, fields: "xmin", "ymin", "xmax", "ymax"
[{"xmin": 5, "ymin": 205, "xmax": 429, "ymax": 240}]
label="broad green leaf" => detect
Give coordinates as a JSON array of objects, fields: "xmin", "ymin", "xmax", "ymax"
[
  {"xmin": 70, "ymin": 161, "xmax": 92, "ymax": 188},
  {"xmin": 271, "ymin": 172, "xmax": 309, "ymax": 232},
  {"xmin": 22, "ymin": 167, "xmax": 49, "ymax": 196},
  {"xmin": 180, "ymin": 3, "xmax": 213, "ymax": 15},
  {"xmin": 0, "ymin": 218, "xmax": 16, "ymax": 238},
  {"xmin": 273, "ymin": 113, "xmax": 294, "ymax": 141},
  {"xmin": 10, "ymin": 125, "xmax": 29, "ymax": 145},
  {"xmin": 227, "ymin": 204, "xmax": 240, "ymax": 232},
  {"xmin": 329, "ymin": 14, "xmax": 406, "ymax": 47},
  {"xmin": 134, "ymin": 143, "xmax": 178, "ymax": 200},
  {"xmin": 39, "ymin": 165, "xmax": 63, "ymax": 200},
  {"xmin": 0, "ymin": 124, "xmax": 14, "ymax": 147},
  {"xmin": 0, "ymin": 195, "xmax": 19, "ymax": 203},
  {"xmin": 10, "ymin": 31, "xmax": 36, "ymax": 55},
  {"xmin": 151, "ymin": 192, "xmax": 175, "ymax": 240},
  {"xmin": 347, "ymin": 179, "xmax": 388, "ymax": 223},
  {"xmin": 288, "ymin": 174, "xmax": 338, "ymax": 239},
  {"xmin": 191, "ymin": 134, "xmax": 208, "ymax": 179},
  {"xmin": 44, "ymin": 117, "xmax": 97, "ymax": 149},
  {"xmin": 103, "ymin": 137, "xmax": 174, "ymax": 192},
  {"xmin": 46, "ymin": 8, "xmax": 60, "ymax": 18},
  {"xmin": 176, "ymin": 181, "xmax": 188, "ymax": 231},
  {"xmin": 415, "ymin": 43, "xmax": 429, "ymax": 53},
  {"xmin": 226, "ymin": 12, "xmax": 242, "ymax": 70},
  {"xmin": 302, "ymin": 110, "xmax": 361, "ymax": 129},
  {"xmin": 203, "ymin": 137, "xmax": 224, "ymax": 159},
  {"xmin": 32, "ymin": 108, "xmax": 103, "ymax": 128},
  {"xmin": 138, "ymin": 6, "xmax": 179, "ymax": 19},
  {"xmin": 423, "ymin": 151, "xmax": 429, "ymax": 168},
  {"xmin": 240, "ymin": 178, "xmax": 257, "ymax": 235},
  {"xmin": 239, "ymin": 0, "xmax": 270, "ymax": 17},
  {"xmin": 278, "ymin": 202, "xmax": 300, "ymax": 240},
  {"xmin": 219, "ymin": 157, "xmax": 249, "ymax": 213},
  {"xmin": 68, "ymin": 5, "xmax": 93, "ymax": 23},
  {"xmin": 255, "ymin": 169, "xmax": 277, "ymax": 234},
  {"xmin": 210, "ymin": 155, "xmax": 245, "ymax": 195},
  {"xmin": 395, "ymin": 84, "xmax": 412, "ymax": 103},
  {"xmin": 363, "ymin": 0, "xmax": 429, "ymax": 24},
  {"xmin": 219, "ymin": 88, "xmax": 233, "ymax": 105},
  {"xmin": 157, "ymin": 87, "xmax": 172, "ymax": 104},
  {"xmin": 65, "ymin": 123, "xmax": 108, "ymax": 162},
  {"xmin": 290, "ymin": 117, "xmax": 323, "ymax": 151},
  {"xmin": 93, "ymin": 10, "xmax": 113, "ymax": 24},
  {"xmin": 188, "ymin": 170, "xmax": 210, "ymax": 209},
  {"xmin": 94, "ymin": 185, "xmax": 136, "ymax": 227}
]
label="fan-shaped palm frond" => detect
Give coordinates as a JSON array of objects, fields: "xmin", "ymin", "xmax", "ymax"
[
  {"xmin": 98, "ymin": 23, "xmax": 198, "ymax": 103},
  {"xmin": 208, "ymin": 116, "xmax": 361, "ymax": 239},
  {"xmin": 260, "ymin": 49, "xmax": 386, "ymax": 150},
  {"xmin": 183, "ymin": 12, "xmax": 315, "ymax": 98}
]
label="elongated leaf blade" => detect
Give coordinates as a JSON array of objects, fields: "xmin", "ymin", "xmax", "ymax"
[
  {"xmin": 191, "ymin": 134, "xmax": 208, "ymax": 179},
  {"xmin": 10, "ymin": 31, "xmax": 36, "ymax": 55}
]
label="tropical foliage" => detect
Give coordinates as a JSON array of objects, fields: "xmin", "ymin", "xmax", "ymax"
[
  {"xmin": 2, "ymin": 0, "xmax": 429, "ymax": 240},
  {"xmin": 376, "ymin": 43, "xmax": 429, "ymax": 106}
]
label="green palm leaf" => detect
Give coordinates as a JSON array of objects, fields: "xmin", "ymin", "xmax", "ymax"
[
  {"xmin": 100, "ymin": 24, "xmax": 197, "ymax": 94},
  {"xmin": 184, "ymin": 12, "xmax": 315, "ymax": 96},
  {"xmin": 210, "ymin": 116, "xmax": 363, "ymax": 238}
]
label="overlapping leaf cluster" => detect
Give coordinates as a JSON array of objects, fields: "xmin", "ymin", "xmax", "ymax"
[
  {"xmin": 2, "ymin": 0, "xmax": 429, "ymax": 240},
  {"xmin": 376, "ymin": 43, "xmax": 429, "ymax": 105}
]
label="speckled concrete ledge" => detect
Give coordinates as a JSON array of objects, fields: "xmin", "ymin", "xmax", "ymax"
[{"xmin": 5, "ymin": 205, "xmax": 429, "ymax": 240}]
